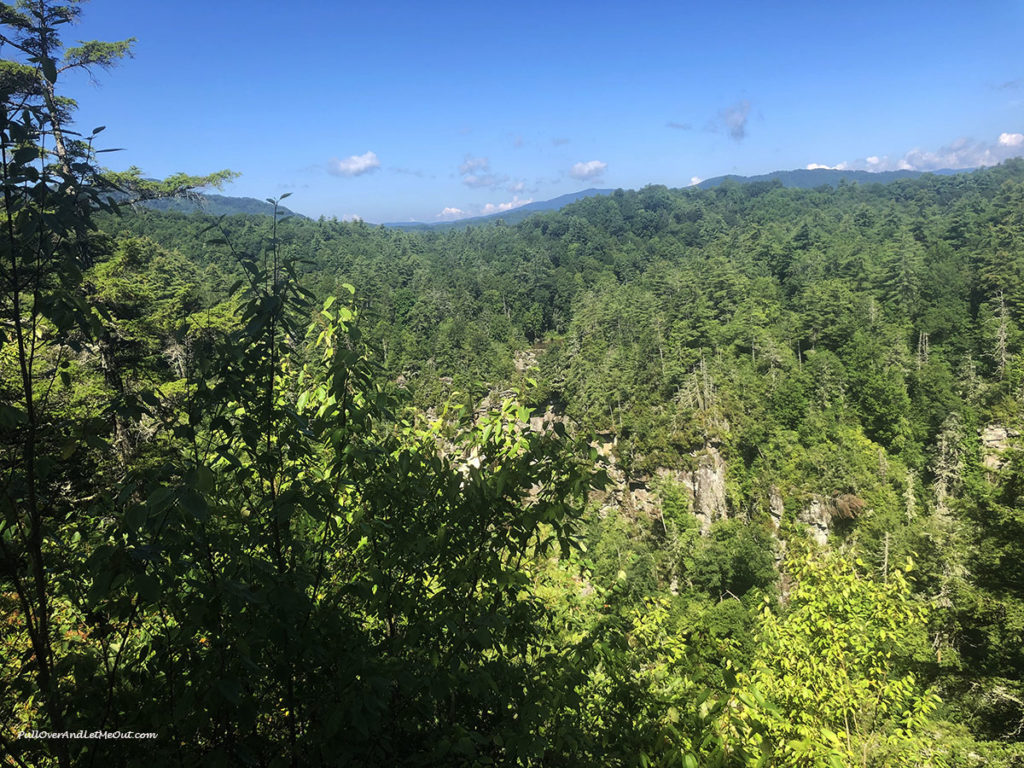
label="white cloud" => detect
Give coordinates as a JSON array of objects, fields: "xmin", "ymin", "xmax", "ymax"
[
  {"xmin": 822, "ymin": 133, "xmax": 1024, "ymax": 174},
  {"xmin": 569, "ymin": 160, "xmax": 607, "ymax": 181},
  {"xmin": 328, "ymin": 151, "xmax": 380, "ymax": 177},
  {"xmin": 507, "ymin": 180, "xmax": 526, "ymax": 193},
  {"xmin": 806, "ymin": 162, "xmax": 849, "ymax": 170},
  {"xmin": 435, "ymin": 197, "xmax": 533, "ymax": 221},
  {"xmin": 481, "ymin": 196, "xmax": 532, "ymax": 215},
  {"xmin": 891, "ymin": 136, "xmax": 1011, "ymax": 171},
  {"xmin": 436, "ymin": 207, "xmax": 467, "ymax": 221},
  {"xmin": 341, "ymin": 213, "xmax": 363, "ymax": 222},
  {"xmin": 689, "ymin": 176, "xmax": 702, "ymax": 186}
]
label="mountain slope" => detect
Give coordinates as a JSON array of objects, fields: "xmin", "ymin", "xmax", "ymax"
[
  {"xmin": 382, "ymin": 188, "xmax": 615, "ymax": 230},
  {"xmin": 139, "ymin": 193, "xmax": 305, "ymax": 218},
  {"xmin": 695, "ymin": 166, "xmax": 967, "ymax": 190},
  {"xmin": 380, "ymin": 167, "xmax": 977, "ymax": 230}
]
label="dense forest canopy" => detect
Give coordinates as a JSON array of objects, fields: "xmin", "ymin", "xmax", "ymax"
[{"xmin": 3, "ymin": 2, "xmax": 1024, "ymax": 766}]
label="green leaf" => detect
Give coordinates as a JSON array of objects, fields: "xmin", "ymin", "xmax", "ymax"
[
  {"xmin": 41, "ymin": 57, "xmax": 57, "ymax": 84},
  {"xmin": 0, "ymin": 404, "xmax": 27, "ymax": 428},
  {"xmin": 180, "ymin": 488, "xmax": 209, "ymax": 520},
  {"xmin": 146, "ymin": 485, "xmax": 175, "ymax": 512},
  {"xmin": 193, "ymin": 465, "xmax": 215, "ymax": 493},
  {"xmin": 215, "ymin": 678, "xmax": 241, "ymax": 706},
  {"xmin": 133, "ymin": 573, "xmax": 161, "ymax": 603}
]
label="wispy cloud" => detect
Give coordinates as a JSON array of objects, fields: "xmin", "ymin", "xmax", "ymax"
[
  {"xmin": 391, "ymin": 166, "xmax": 433, "ymax": 179},
  {"xmin": 569, "ymin": 160, "xmax": 607, "ymax": 181},
  {"xmin": 705, "ymin": 100, "xmax": 752, "ymax": 141},
  {"xmin": 459, "ymin": 155, "xmax": 489, "ymax": 174},
  {"xmin": 328, "ymin": 151, "xmax": 380, "ymax": 177},
  {"xmin": 667, "ymin": 121, "xmax": 692, "ymax": 130},
  {"xmin": 552, "ymin": 137, "xmax": 570, "ymax": 146},
  {"xmin": 458, "ymin": 155, "xmax": 509, "ymax": 188},
  {"xmin": 463, "ymin": 173, "xmax": 505, "ymax": 188}
]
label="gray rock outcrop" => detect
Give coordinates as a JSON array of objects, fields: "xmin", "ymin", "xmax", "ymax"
[
  {"xmin": 688, "ymin": 446, "xmax": 728, "ymax": 534},
  {"xmin": 798, "ymin": 497, "xmax": 829, "ymax": 546},
  {"xmin": 981, "ymin": 424, "xmax": 1019, "ymax": 472}
]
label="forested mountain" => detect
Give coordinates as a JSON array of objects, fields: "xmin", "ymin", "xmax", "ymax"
[
  {"xmin": 85, "ymin": 159, "xmax": 1024, "ymax": 765},
  {"xmin": 379, "ymin": 168, "xmax": 972, "ymax": 229},
  {"xmin": 136, "ymin": 192, "xmax": 305, "ymax": 218},
  {"xmin": 4, "ymin": 3, "xmax": 1024, "ymax": 767},
  {"xmin": 694, "ymin": 166, "xmax": 967, "ymax": 190}
]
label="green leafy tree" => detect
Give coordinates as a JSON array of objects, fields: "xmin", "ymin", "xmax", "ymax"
[{"xmin": 718, "ymin": 549, "xmax": 945, "ymax": 767}]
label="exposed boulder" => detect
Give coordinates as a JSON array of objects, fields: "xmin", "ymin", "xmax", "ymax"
[
  {"xmin": 629, "ymin": 479, "xmax": 659, "ymax": 518},
  {"xmin": 981, "ymin": 424, "xmax": 1019, "ymax": 472},
  {"xmin": 528, "ymin": 405, "xmax": 567, "ymax": 434},
  {"xmin": 513, "ymin": 348, "xmax": 538, "ymax": 372},
  {"xmin": 798, "ymin": 497, "xmax": 829, "ymax": 546}
]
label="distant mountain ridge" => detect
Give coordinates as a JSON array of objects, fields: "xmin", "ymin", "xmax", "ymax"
[
  {"xmin": 138, "ymin": 167, "xmax": 975, "ymax": 226},
  {"xmin": 138, "ymin": 193, "xmax": 304, "ymax": 218},
  {"xmin": 694, "ymin": 166, "xmax": 968, "ymax": 190},
  {"xmin": 381, "ymin": 167, "xmax": 974, "ymax": 229},
  {"xmin": 381, "ymin": 188, "xmax": 615, "ymax": 230}
]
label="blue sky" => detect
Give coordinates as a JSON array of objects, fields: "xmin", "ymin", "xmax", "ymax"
[{"xmin": 53, "ymin": 0, "xmax": 1024, "ymax": 223}]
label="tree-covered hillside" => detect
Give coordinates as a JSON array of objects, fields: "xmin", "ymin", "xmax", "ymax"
[
  {"xmin": 4, "ymin": 2, "xmax": 1024, "ymax": 766},
  {"xmin": 92, "ymin": 157, "xmax": 1024, "ymax": 764}
]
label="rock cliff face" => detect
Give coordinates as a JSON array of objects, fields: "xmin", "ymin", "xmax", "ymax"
[
  {"xmin": 524, "ymin": 403, "xmax": 836, "ymax": 547},
  {"xmin": 686, "ymin": 446, "xmax": 729, "ymax": 534},
  {"xmin": 524, "ymin": 403, "xmax": 839, "ymax": 550},
  {"xmin": 768, "ymin": 487, "xmax": 784, "ymax": 532},
  {"xmin": 590, "ymin": 441, "xmax": 730, "ymax": 533},
  {"xmin": 797, "ymin": 497, "xmax": 829, "ymax": 546}
]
